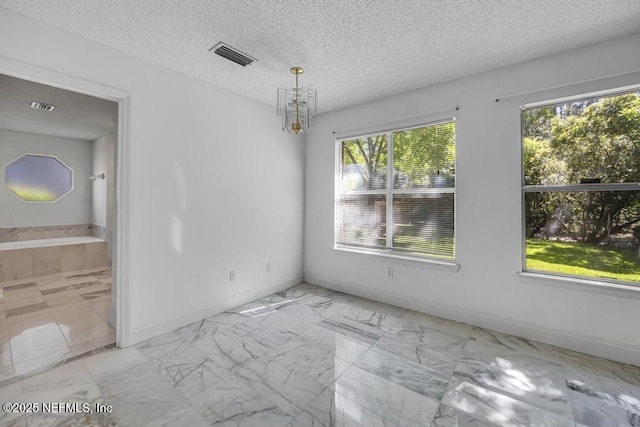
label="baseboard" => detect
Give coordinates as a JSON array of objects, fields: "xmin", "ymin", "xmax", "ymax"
[
  {"xmin": 304, "ymin": 273, "xmax": 640, "ymax": 367},
  {"xmin": 127, "ymin": 276, "xmax": 303, "ymax": 345}
]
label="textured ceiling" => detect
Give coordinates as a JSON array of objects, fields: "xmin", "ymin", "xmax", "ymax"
[
  {"xmin": 0, "ymin": 74, "xmax": 117, "ymax": 140},
  {"xmin": 2, "ymin": 1, "xmax": 640, "ymax": 113}
]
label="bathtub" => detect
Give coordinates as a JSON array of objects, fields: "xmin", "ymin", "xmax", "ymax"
[{"xmin": 0, "ymin": 236, "xmax": 107, "ymax": 282}]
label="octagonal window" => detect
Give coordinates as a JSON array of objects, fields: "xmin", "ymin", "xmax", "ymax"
[{"xmin": 5, "ymin": 154, "xmax": 74, "ymax": 202}]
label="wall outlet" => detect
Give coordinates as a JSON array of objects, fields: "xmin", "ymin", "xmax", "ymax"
[
  {"xmin": 266, "ymin": 263, "xmax": 271, "ymax": 273},
  {"xmin": 230, "ymin": 270, "xmax": 235, "ymax": 282},
  {"xmin": 387, "ymin": 267, "xmax": 393, "ymax": 278}
]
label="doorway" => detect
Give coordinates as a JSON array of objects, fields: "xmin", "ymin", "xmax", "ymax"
[{"xmin": 0, "ymin": 61, "xmax": 130, "ymax": 380}]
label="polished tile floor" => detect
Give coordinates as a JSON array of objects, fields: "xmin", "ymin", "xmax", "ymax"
[
  {"xmin": 1, "ymin": 283, "xmax": 639, "ymax": 426},
  {"xmin": 0, "ymin": 267, "xmax": 114, "ymax": 381}
]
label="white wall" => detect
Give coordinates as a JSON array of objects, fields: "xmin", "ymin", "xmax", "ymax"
[
  {"xmin": 91, "ymin": 132, "xmax": 115, "ymax": 265},
  {"xmin": 0, "ymin": 128, "xmax": 92, "ymax": 227},
  {"xmin": 305, "ymin": 33, "xmax": 640, "ymax": 366},
  {"xmin": 91, "ymin": 132, "xmax": 112, "ymax": 228},
  {"xmin": 0, "ymin": 8, "xmax": 304, "ymax": 345}
]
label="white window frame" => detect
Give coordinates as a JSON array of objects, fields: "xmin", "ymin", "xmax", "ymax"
[
  {"xmin": 334, "ymin": 118, "xmax": 457, "ymax": 265},
  {"xmin": 520, "ymin": 87, "xmax": 640, "ymax": 287},
  {"xmin": 4, "ymin": 153, "xmax": 75, "ymax": 203}
]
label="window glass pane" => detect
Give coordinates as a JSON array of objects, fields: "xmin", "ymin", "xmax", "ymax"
[
  {"xmin": 524, "ymin": 191, "xmax": 640, "ymax": 283},
  {"xmin": 337, "ymin": 194, "xmax": 386, "ymax": 250},
  {"xmin": 340, "ymin": 134, "xmax": 388, "ymax": 191},
  {"xmin": 393, "ymin": 122, "xmax": 455, "ymax": 189},
  {"xmin": 5, "ymin": 154, "xmax": 73, "ymax": 202},
  {"xmin": 523, "ymin": 91, "xmax": 640, "ymax": 185},
  {"xmin": 392, "ymin": 194, "xmax": 454, "ymax": 258}
]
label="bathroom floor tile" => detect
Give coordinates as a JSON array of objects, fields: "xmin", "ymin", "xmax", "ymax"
[{"xmin": 0, "ymin": 268, "xmax": 113, "ymax": 381}]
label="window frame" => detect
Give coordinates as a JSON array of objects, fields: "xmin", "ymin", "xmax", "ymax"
[
  {"xmin": 520, "ymin": 88, "xmax": 640, "ymax": 287},
  {"xmin": 334, "ymin": 118, "xmax": 457, "ymax": 264},
  {"xmin": 4, "ymin": 153, "xmax": 75, "ymax": 203}
]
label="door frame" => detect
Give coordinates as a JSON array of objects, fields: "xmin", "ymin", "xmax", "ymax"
[{"xmin": 0, "ymin": 55, "xmax": 132, "ymax": 347}]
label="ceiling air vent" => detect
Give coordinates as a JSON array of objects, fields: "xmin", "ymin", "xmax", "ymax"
[
  {"xmin": 30, "ymin": 101, "xmax": 55, "ymax": 112},
  {"xmin": 209, "ymin": 42, "xmax": 256, "ymax": 67}
]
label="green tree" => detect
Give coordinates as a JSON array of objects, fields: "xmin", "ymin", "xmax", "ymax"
[
  {"xmin": 393, "ymin": 123, "xmax": 455, "ymax": 188},
  {"xmin": 342, "ymin": 134, "xmax": 387, "ymax": 190},
  {"xmin": 524, "ymin": 93, "xmax": 640, "ymax": 243}
]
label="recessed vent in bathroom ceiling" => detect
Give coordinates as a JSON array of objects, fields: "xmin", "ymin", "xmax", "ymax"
[
  {"xmin": 30, "ymin": 101, "xmax": 55, "ymax": 112},
  {"xmin": 209, "ymin": 42, "xmax": 256, "ymax": 67}
]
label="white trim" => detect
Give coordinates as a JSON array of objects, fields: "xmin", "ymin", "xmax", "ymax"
[
  {"xmin": 115, "ymin": 95, "xmax": 132, "ymax": 347},
  {"xmin": 304, "ymin": 273, "xmax": 640, "ymax": 366},
  {"xmin": 128, "ymin": 276, "xmax": 303, "ymax": 345},
  {"xmin": 521, "ymin": 81, "xmax": 640, "ymax": 109},
  {"xmin": 333, "ymin": 112, "xmax": 457, "ymax": 140},
  {"xmin": 0, "ymin": 55, "xmax": 132, "ymax": 348},
  {"xmin": 518, "ymin": 271, "xmax": 640, "ymax": 299},
  {"xmin": 333, "ymin": 246, "xmax": 460, "ymax": 272}
]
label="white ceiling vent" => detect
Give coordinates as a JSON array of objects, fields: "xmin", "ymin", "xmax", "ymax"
[
  {"xmin": 209, "ymin": 42, "xmax": 256, "ymax": 67},
  {"xmin": 30, "ymin": 101, "xmax": 55, "ymax": 112}
]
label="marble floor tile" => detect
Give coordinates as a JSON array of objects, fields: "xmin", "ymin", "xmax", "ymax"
[
  {"xmin": 87, "ymin": 295, "xmax": 112, "ymax": 320},
  {"xmin": 292, "ymin": 387, "xmax": 396, "ymax": 427},
  {"xmin": 83, "ymin": 346, "xmax": 147, "ymax": 381},
  {"xmin": 50, "ymin": 301, "xmax": 113, "ymax": 347},
  {"xmin": 0, "ymin": 382, "xmax": 23, "ymax": 425},
  {"xmin": 373, "ymin": 336, "xmax": 460, "ymax": 373},
  {"xmin": 25, "ymin": 384, "xmax": 117, "ymax": 427},
  {"xmin": 319, "ymin": 316, "xmax": 384, "ymax": 345},
  {"xmin": 12, "ymin": 346, "xmax": 74, "ymax": 376},
  {"xmin": 453, "ymin": 353, "xmax": 571, "ymax": 418},
  {"xmin": 234, "ymin": 356, "xmax": 327, "ymax": 415},
  {"xmin": 0, "ymin": 267, "xmax": 113, "ymax": 380},
  {"xmin": 21, "ymin": 358, "xmax": 94, "ymax": 403},
  {"xmin": 136, "ymin": 332, "xmax": 222, "ymax": 398},
  {"xmin": 274, "ymin": 324, "xmax": 370, "ymax": 365},
  {"xmin": 355, "ymin": 346, "xmax": 451, "ymax": 400},
  {"xmin": 441, "ymin": 377, "xmax": 575, "ymax": 426},
  {"xmin": 333, "ymin": 365, "xmax": 440, "ymax": 426},
  {"xmin": 187, "ymin": 374, "xmax": 294, "ymax": 426},
  {"xmin": 431, "ymin": 404, "xmax": 498, "ymax": 426},
  {"xmin": 0, "ymin": 281, "xmax": 638, "ymax": 427},
  {"xmin": 8, "ymin": 315, "xmax": 69, "ymax": 364},
  {"xmin": 268, "ymin": 340, "xmax": 351, "ymax": 387},
  {"xmin": 69, "ymin": 329, "xmax": 116, "ymax": 356},
  {"xmin": 96, "ymin": 361, "xmax": 189, "ymax": 426},
  {"xmin": 42, "ymin": 289, "xmax": 87, "ymax": 308}
]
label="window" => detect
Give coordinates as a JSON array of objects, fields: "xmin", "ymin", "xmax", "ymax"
[
  {"xmin": 335, "ymin": 120, "xmax": 456, "ymax": 260},
  {"xmin": 4, "ymin": 154, "xmax": 74, "ymax": 202},
  {"xmin": 522, "ymin": 89, "xmax": 640, "ymax": 284}
]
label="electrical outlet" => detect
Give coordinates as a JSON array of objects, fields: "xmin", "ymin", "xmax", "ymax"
[
  {"xmin": 230, "ymin": 270, "xmax": 235, "ymax": 282},
  {"xmin": 266, "ymin": 263, "xmax": 271, "ymax": 273},
  {"xmin": 387, "ymin": 267, "xmax": 393, "ymax": 278}
]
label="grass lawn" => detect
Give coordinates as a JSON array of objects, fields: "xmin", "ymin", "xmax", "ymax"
[{"xmin": 526, "ymin": 239, "xmax": 640, "ymax": 283}]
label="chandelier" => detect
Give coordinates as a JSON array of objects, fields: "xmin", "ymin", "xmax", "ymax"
[{"xmin": 276, "ymin": 67, "xmax": 317, "ymax": 134}]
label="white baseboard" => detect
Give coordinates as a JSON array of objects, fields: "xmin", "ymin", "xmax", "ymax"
[
  {"xmin": 127, "ymin": 276, "xmax": 303, "ymax": 345},
  {"xmin": 304, "ymin": 273, "xmax": 640, "ymax": 367}
]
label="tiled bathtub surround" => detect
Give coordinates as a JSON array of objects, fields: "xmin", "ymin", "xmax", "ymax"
[
  {"xmin": 0, "ymin": 267, "xmax": 114, "ymax": 382},
  {"xmin": 0, "ymin": 225, "xmax": 92, "ymax": 243},
  {"xmin": 90, "ymin": 224, "xmax": 107, "ymax": 240},
  {"xmin": 0, "ymin": 238, "xmax": 107, "ymax": 282},
  {"xmin": 1, "ymin": 283, "xmax": 638, "ymax": 426}
]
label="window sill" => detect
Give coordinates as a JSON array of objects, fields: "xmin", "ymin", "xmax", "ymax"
[
  {"xmin": 517, "ymin": 271, "xmax": 640, "ymax": 299},
  {"xmin": 333, "ymin": 246, "xmax": 461, "ymax": 272}
]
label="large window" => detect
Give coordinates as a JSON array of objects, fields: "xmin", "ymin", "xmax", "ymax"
[
  {"xmin": 335, "ymin": 120, "xmax": 456, "ymax": 260},
  {"xmin": 522, "ymin": 89, "xmax": 640, "ymax": 284}
]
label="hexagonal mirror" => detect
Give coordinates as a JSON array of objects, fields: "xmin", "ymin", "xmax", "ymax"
[{"xmin": 5, "ymin": 154, "xmax": 74, "ymax": 202}]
